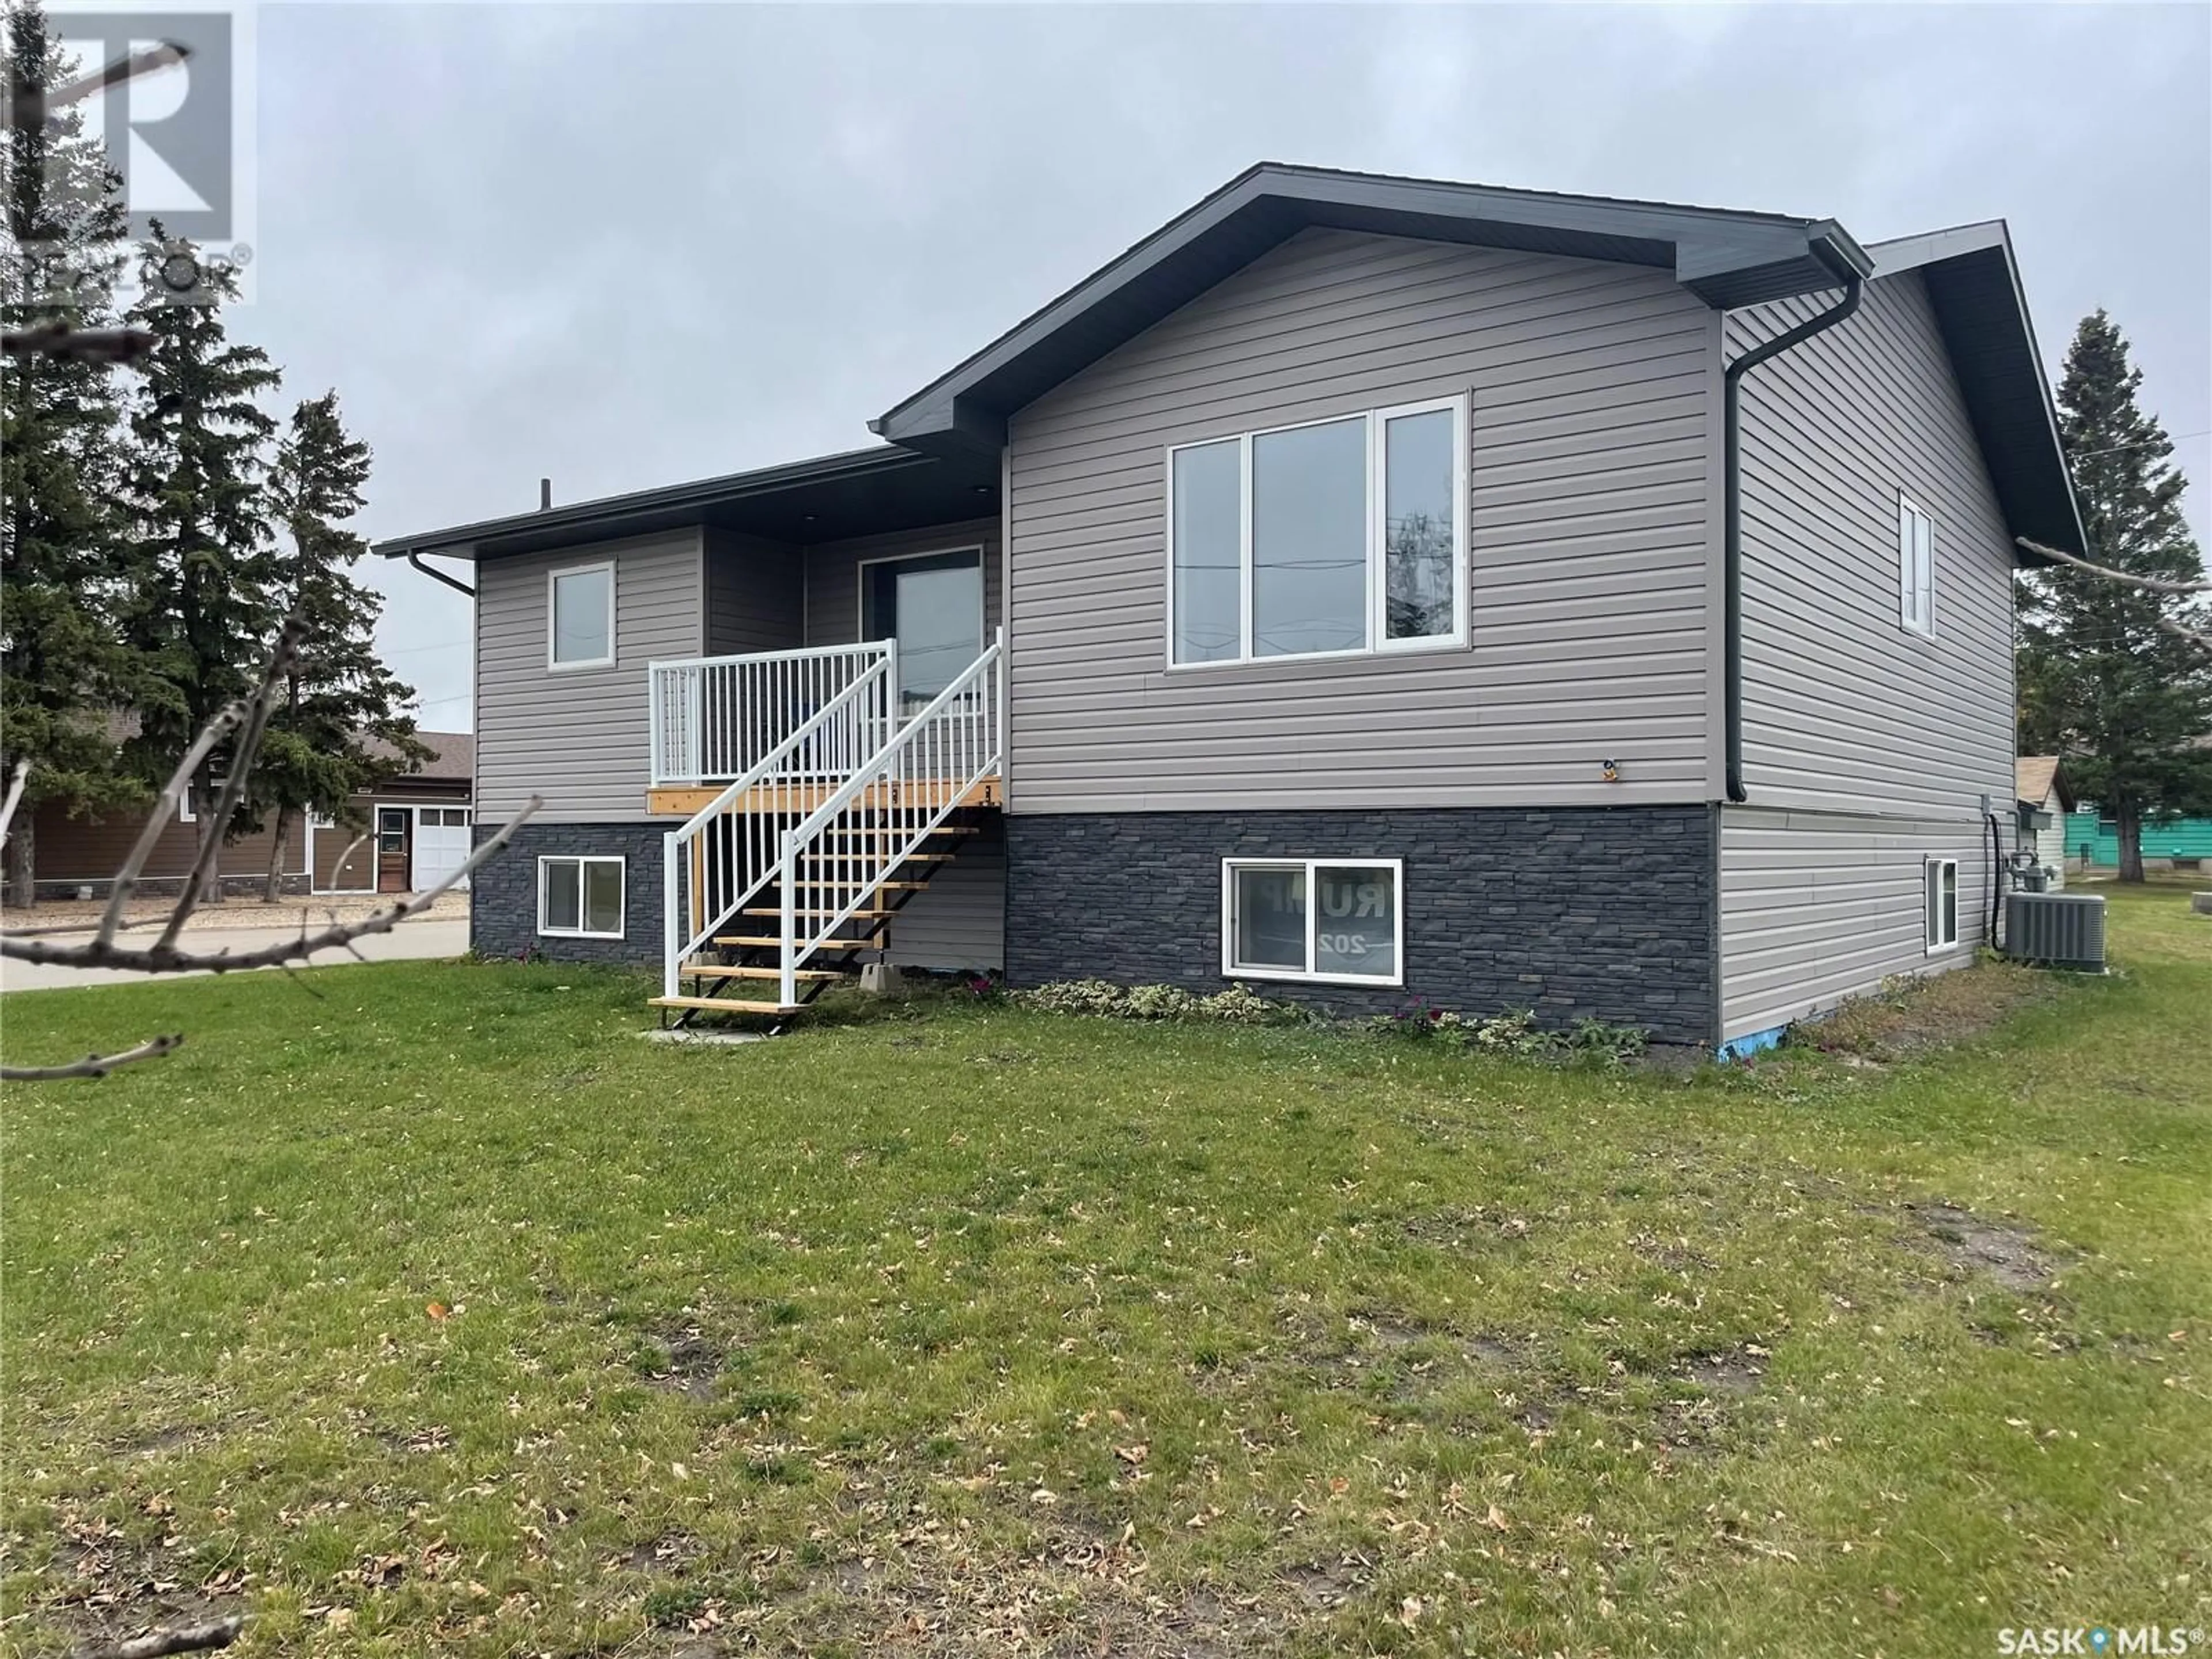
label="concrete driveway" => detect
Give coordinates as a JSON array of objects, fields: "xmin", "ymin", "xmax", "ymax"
[{"xmin": 1, "ymin": 915, "xmax": 471, "ymax": 993}]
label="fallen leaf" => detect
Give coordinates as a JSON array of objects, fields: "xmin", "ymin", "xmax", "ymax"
[{"xmin": 426, "ymin": 1302, "xmax": 450, "ymax": 1321}]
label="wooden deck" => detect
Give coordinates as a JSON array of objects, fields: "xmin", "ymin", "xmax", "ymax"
[{"xmin": 646, "ymin": 775, "xmax": 1003, "ymax": 818}]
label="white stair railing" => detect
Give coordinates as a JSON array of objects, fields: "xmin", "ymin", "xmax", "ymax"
[
  {"xmin": 649, "ymin": 642, "xmax": 892, "ymax": 786},
  {"xmin": 773, "ymin": 628, "xmax": 1005, "ymax": 1006},
  {"xmin": 662, "ymin": 653, "xmax": 895, "ymax": 998}
]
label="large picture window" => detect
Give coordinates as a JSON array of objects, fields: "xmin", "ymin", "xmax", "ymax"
[
  {"xmin": 1221, "ymin": 858, "xmax": 1403, "ymax": 985},
  {"xmin": 548, "ymin": 561, "xmax": 615, "ymax": 669},
  {"xmin": 1169, "ymin": 396, "xmax": 1468, "ymax": 666},
  {"xmin": 540, "ymin": 855, "xmax": 625, "ymax": 939}
]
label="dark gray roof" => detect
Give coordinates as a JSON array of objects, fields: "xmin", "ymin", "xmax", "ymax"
[
  {"xmin": 1866, "ymin": 221, "xmax": 2086, "ymax": 560},
  {"xmin": 873, "ymin": 161, "xmax": 1873, "ymax": 456},
  {"xmin": 366, "ymin": 729, "xmax": 474, "ymax": 782},
  {"xmin": 374, "ymin": 444, "xmax": 998, "ymax": 562}
]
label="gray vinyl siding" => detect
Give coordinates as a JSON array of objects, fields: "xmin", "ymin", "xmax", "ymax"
[
  {"xmin": 1715, "ymin": 268, "xmax": 2018, "ymax": 1042},
  {"xmin": 883, "ymin": 821, "xmax": 1005, "ymax": 971},
  {"xmin": 704, "ymin": 528, "xmax": 804, "ymax": 656},
  {"xmin": 476, "ymin": 530, "xmax": 703, "ymax": 822},
  {"xmin": 1002, "ymin": 226, "xmax": 1719, "ymax": 814},
  {"xmin": 801, "ymin": 517, "xmax": 1003, "ymax": 648},
  {"xmin": 1729, "ymin": 270, "xmax": 2016, "ymax": 818},
  {"xmin": 1718, "ymin": 805, "xmax": 1989, "ymax": 1044}
]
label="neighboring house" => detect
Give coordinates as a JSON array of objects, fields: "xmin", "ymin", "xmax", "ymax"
[
  {"xmin": 377, "ymin": 164, "xmax": 2085, "ymax": 1052},
  {"xmin": 2015, "ymin": 756, "xmax": 2075, "ymax": 885},
  {"xmin": 2061, "ymin": 809, "xmax": 2212, "ymax": 873},
  {"xmin": 17, "ymin": 732, "xmax": 474, "ymax": 901}
]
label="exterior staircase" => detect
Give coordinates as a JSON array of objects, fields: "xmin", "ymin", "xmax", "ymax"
[{"xmin": 653, "ymin": 630, "xmax": 1003, "ymax": 1027}]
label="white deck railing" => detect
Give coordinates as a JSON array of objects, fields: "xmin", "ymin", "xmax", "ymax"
[
  {"xmin": 771, "ymin": 629, "xmax": 1005, "ymax": 1005},
  {"xmin": 648, "ymin": 642, "xmax": 893, "ymax": 787},
  {"xmin": 662, "ymin": 656, "xmax": 896, "ymax": 997}
]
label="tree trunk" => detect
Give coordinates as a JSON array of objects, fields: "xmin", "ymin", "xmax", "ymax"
[
  {"xmin": 192, "ymin": 779, "xmax": 226, "ymax": 906},
  {"xmin": 262, "ymin": 805, "xmax": 290, "ymax": 903},
  {"xmin": 2117, "ymin": 803, "xmax": 2145, "ymax": 884},
  {"xmin": 5, "ymin": 814, "xmax": 34, "ymax": 910}
]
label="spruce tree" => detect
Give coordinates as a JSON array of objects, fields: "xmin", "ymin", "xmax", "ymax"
[
  {"xmin": 252, "ymin": 391, "xmax": 426, "ymax": 899},
  {"xmin": 1, "ymin": 5, "xmax": 142, "ymax": 906},
  {"xmin": 118, "ymin": 229, "xmax": 283, "ymax": 900},
  {"xmin": 2018, "ymin": 310, "xmax": 2212, "ymax": 882}
]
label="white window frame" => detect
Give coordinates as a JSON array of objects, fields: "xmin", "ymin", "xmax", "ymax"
[
  {"xmin": 546, "ymin": 559, "xmax": 616, "ymax": 672},
  {"xmin": 1924, "ymin": 856, "xmax": 1959, "ymax": 953},
  {"xmin": 1165, "ymin": 394, "xmax": 1470, "ymax": 670},
  {"xmin": 1219, "ymin": 857, "xmax": 1406, "ymax": 987},
  {"xmin": 177, "ymin": 795, "xmax": 195, "ymax": 824},
  {"xmin": 537, "ymin": 854, "xmax": 626, "ymax": 940},
  {"xmin": 1898, "ymin": 494, "xmax": 1935, "ymax": 637}
]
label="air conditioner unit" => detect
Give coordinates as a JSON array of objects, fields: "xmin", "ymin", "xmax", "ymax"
[{"xmin": 2003, "ymin": 891, "xmax": 2107, "ymax": 971}]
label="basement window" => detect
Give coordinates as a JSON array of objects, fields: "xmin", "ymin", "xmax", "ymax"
[
  {"xmin": 1221, "ymin": 858, "xmax": 1403, "ymax": 986},
  {"xmin": 1924, "ymin": 857, "xmax": 1959, "ymax": 952},
  {"xmin": 540, "ymin": 855, "xmax": 625, "ymax": 939},
  {"xmin": 1898, "ymin": 495, "xmax": 1935, "ymax": 635}
]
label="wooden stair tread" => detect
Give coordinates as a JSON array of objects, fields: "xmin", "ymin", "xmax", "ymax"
[
  {"xmin": 784, "ymin": 880, "xmax": 929, "ymax": 891},
  {"xmin": 801, "ymin": 851, "xmax": 954, "ymax": 863},
  {"xmin": 715, "ymin": 934, "xmax": 881, "ymax": 949},
  {"xmin": 741, "ymin": 907, "xmax": 899, "ymax": 919},
  {"xmin": 685, "ymin": 964, "xmax": 851, "ymax": 982},
  {"xmin": 820, "ymin": 826, "xmax": 979, "ymax": 838},
  {"xmin": 650, "ymin": 995, "xmax": 799, "ymax": 1014}
]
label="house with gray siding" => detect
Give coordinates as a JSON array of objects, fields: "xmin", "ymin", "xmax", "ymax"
[{"xmin": 378, "ymin": 164, "xmax": 2083, "ymax": 1051}]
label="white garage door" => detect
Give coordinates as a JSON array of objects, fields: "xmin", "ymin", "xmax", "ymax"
[{"xmin": 412, "ymin": 806, "xmax": 472, "ymax": 892}]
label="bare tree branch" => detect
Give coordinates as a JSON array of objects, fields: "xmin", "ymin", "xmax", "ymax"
[
  {"xmin": 1, "ymin": 321, "xmax": 158, "ymax": 365},
  {"xmin": 5, "ymin": 37, "xmax": 190, "ymax": 131},
  {"xmin": 94, "ymin": 704, "xmax": 247, "ymax": 950},
  {"xmin": 67, "ymin": 1612, "xmax": 241, "ymax": 1659},
  {"xmin": 4, "ymin": 795, "xmax": 537, "ymax": 974},
  {"xmin": 2018, "ymin": 536, "xmax": 2212, "ymax": 594},
  {"xmin": 1, "ymin": 1033, "xmax": 183, "ymax": 1083},
  {"xmin": 157, "ymin": 618, "xmax": 306, "ymax": 948},
  {"xmin": 0, "ymin": 757, "xmax": 27, "ymax": 844}
]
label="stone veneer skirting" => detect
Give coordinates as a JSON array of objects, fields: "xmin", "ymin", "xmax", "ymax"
[
  {"xmin": 1003, "ymin": 806, "xmax": 1718, "ymax": 1046},
  {"xmin": 471, "ymin": 821, "xmax": 666, "ymax": 966}
]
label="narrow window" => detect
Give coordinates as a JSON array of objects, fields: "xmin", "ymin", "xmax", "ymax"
[
  {"xmin": 1381, "ymin": 406, "xmax": 1459, "ymax": 642},
  {"xmin": 1167, "ymin": 396, "xmax": 1468, "ymax": 666},
  {"xmin": 549, "ymin": 562, "xmax": 615, "ymax": 668},
  {"xmin": 539, "ymin": 855, "xmax": 626, "ymax": 938},
  {"xmin": 1170, "ymin": 439, "xmax": 1243, "ymax": 665},
  {"xmin": 1898, "ymin": 497, "xmax": 1934, "ymax": 635},
  {"xmin": 1222, "ymin": 858, "xmax": 1403, "ymax": 985},
  {"xmin": 1924, "ymin": 857, "xmax": 1958, "ymax": 951},
  {"xmin": 1252, "ymin": 416, "xmax": 1368, "ymax": 657}
]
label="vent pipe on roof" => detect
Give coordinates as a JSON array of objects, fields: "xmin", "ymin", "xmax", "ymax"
[
  {"xmin": 540, "ymin": 478, "xmax": 552, "ymax": 511},
  {"xmin": 1723, "ymin": 276, "xmax": 1863, "ymax": 805}
]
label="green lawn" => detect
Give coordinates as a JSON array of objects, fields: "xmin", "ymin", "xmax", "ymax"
[{"xmin": 2, "ymin": 887, "xmax": 2207, "ymax": 1658}]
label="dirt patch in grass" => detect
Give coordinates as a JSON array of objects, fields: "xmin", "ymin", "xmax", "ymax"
[
  {"xmin": 1676, "ymin": 1346, "xmax": 1768, "ymax": 1396},
  {"xmin": 623, "ymin": 1532, "xmax": 703, "ymax": 1576},
  {"xmin": 1906, "ymin": 1202, "xmax": 2057, "ymax": 1294},
  {"xmin": 1802, "ymin": 960, "xmax": 2058, "ymax": 1061},
  {"xmin": 638, "ymin": 1325, "xmax": 726, "ymax": 1402}
]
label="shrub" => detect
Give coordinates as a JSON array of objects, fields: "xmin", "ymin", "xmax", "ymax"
[
  {"xmin": 1195, "ymin": 984, "xmax": 1303, "ymax": 1025},
  {"xmin": 1013, "ymin": 979, "xmax": 1302, "ymax": 1025},
  {"xmin": 1124, "ymin": 983, "xmax": 1200, "ymax": 1019}
]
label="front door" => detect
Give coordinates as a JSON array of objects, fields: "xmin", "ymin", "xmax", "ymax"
[
  {"xmin": 862, "ymin": 548, "xmax": 985, "ymax": 716},
  {"xmin": 411, "ymin": 806, "xmax": 472, "ymax": 892},
  {"xmin": 376, "ymin": 806, "xmax": 411, "ymax": 893}
]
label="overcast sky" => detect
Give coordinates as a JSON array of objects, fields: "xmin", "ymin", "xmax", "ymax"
[{"xmin": 240, "ymin": 2, "xmax": 2211, "ymax": 733}]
